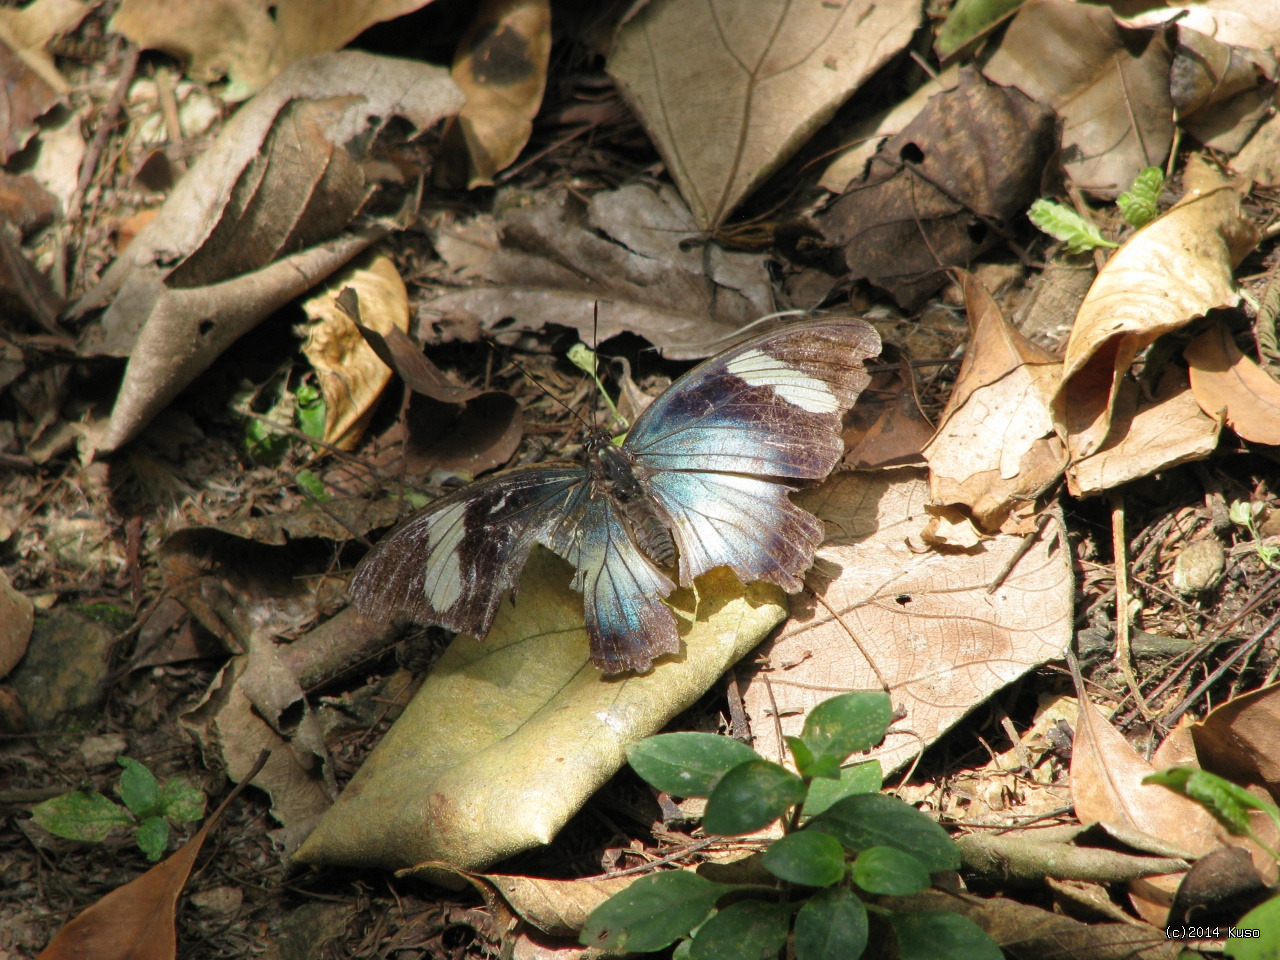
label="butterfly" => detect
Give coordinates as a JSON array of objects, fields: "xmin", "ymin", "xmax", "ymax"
[{"xmin": 349, "ymin": 319, "xmax": 881, "ymax": 674}]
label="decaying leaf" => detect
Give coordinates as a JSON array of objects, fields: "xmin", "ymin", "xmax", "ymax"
[
  {"xmin": 478, "ymin": 873, "xmax": 636, "ymax": 938},
  {"xmin": 109, "ymin": 0, "xmax": 439, "ymax": 100},
  {"xmin": 1126, "ymin": 1, "xmax": 1280, "ymax": 54},
  {"xmin": 73, "ymin": 52, "xmax": 465, "ymax": 454},
  {"xmin": 1168, "ymin": 24, "xmax": 1276, "ymax": 154},
  {"xmin": 0, "ymin": 0, "xmax": 91, "ymax": 94},
  {"xmin": 301, "ymin": 251, "xmax": 411, "ymax": 450},
  {"xmin": 983, "ymin": 0, "xmax": 1173, "ymax": 194},
  {"xmin": 443, "ymin": 0, "xmax": 551, "ymax": 188},
  {"xmin": 1066, "ymin": 370, "xmax": 1221, "ymax": 498},
  {"xmin": 1185, "ymin": 319, "xmax": 1280, "ymax": 446},
  {"xmin": 0, "ymin": 32, "xmax": 61, "ymax": 163},
  {"xmin": 840, "ymin": 344, "xmax": 934, "ymax": 471},
  {"xmin": 1191, "ymin": 683, "xmax": 1280, "ymax": 791},
  {"xmin": 923, "ymin": 270, "xmax": 1066, "ymax": 528},
  {"xmin": 1055, "ymin": 160, "xmax": 1258, "ymax": 460},
  {"xmin": 816, "ymin": 69, "xmax": 1055, "ymax": 310},
  {"xmin": 420, "ymin": 183, "xmax": 773, "ymax": 359},
  {"xmin": 607, "ymin": 0, "xmax": 920, "ymax": 230},
  {"xmin": 295, "ymin": 556, "xmax": 785, "ymax": 873},
  {"xmin": 743, "ymin": 469, "xmax": 1073, "ymax": 776}
]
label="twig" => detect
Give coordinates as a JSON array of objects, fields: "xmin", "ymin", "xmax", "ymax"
[{"xmin": 1111, "ymin": 493, "xmax": 1152, "ymax": 720}]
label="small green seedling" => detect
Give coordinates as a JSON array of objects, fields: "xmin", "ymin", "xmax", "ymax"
[
  {"xmin": 237, "ymin": 378, "xmax": 329, "ymax": 464},
  {"xmin": 567, "ymin": 343, "xmax": 626, "ymax": 435},
  {"xmin": 31, "ymin": 757, "xmax": 207, "ymax": 862},
  {"xmin": 1146, "ymin": 766, "xmax": 1280, "ymax": 959},
  {"xmin": 1029, "ymin": 166, "xmax": 1165, "ymax": 253},
  {"xmin": 582, "ymin": 692, "xmax": 1001, "ymax": 960},
  {"xmin": 1229, "ymin": 500, "xmax": 1280, "ymax": 569}
]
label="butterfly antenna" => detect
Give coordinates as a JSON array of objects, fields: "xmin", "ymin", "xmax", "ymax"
[{"xmin": 481, "ymin": 334, "xmax": 593, "ymax": 432}]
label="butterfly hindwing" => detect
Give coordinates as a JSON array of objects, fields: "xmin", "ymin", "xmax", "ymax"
[{"xmin": 349, "ymin": 464, "xmax": 584, "ymax": 638}]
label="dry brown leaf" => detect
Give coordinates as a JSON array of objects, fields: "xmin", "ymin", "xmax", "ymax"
[
  {"xmin": 0, "ymin": 569, "xmax": 34, "ymax": 680},
  {"xmin": 1055, "ymin": 160, "xmax": 1258, "ymax": 460},
  {"xmin": 1071, "ymin": 694, "xmax": 1221, "ymax": 855},
  {"xmin": 983, "ymin": 0, "xmax": 1173, "ymax": 194},
  {"xmin": 840, "ymin": 344, "xmax": 933, "ymax": 471},
  {"xmin": 1067, "ymin": 369, "xmax": 1221, "ymax": 498},
  {"xmin": 444, "ymin": 0, "xmax": 551, "ymax": 188},
  {"xmin": 1192, "ymin": 683, "xmax": 1280, "ymax": 793},
  {"xmin": 818, "ymin": 66, "xmax": 961, "ymax": 195},
  {"xmin": 1185, "ymin": 319, "xmax": 1280, "ymax": 446},
  {"xmin": 1168, "ymin": 25, "xmax": 1276, "ymax": 154},
  {"xmin": 923, "ymin": 270, "xmax": 1066, "ymax": 528},
  {"xmin": 420, "ymin": 184, "xmax": 773, "ymax": 359},
  {"xmin": 301, "ymin": 251, "xmax": 410, "ymax": 450},
  {"xmin": 480, "ymin": 874, "xmax": 635, "ymax": 937},
  {"xmin": 109, "ymin": 0, "xmax": 438, "ymax": 101},
  {"xmin": 742, "ymin": 469, "xmax": 1073, "ymax": 776},
  {"xmin": 35, "ymin": 762, "xmax": 259, "ymax": 960},
  {"xmin": 607, "ymin": 0, "xmax": 920, "ymax": 230},
  {"xmin": 1234, "ymin": 111, "xmax": 1280, "ymax": 186},
  {"xmin": 816, "ymin": 69, "xmax": 1055, "ymax": 311},
  {"xmin": 1126, "ymin": 1, "xmax": 1280, "ymax": 53},
  {"xmin": 73, "ymin": 53, "xmax": 464, "ymax": 454},
  {"xmin": 0, "ymin": 0, "xmax": 90, "ymax": 94},
  {"xmin": 0, "ymin": 34, "xmax": 60, "ymax": 163}
]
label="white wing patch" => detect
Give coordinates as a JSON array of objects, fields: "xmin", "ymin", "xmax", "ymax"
[
  {"xmin": 423, "ymin": 500, "xmax": 468, "ymax": 613},
  {"xmin": 725, "ymin": 349, "xmax": 839, "ymax": 413}
]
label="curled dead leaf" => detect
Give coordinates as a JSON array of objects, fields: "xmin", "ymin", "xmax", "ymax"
[{"xmin": 1185, "ymin": 319, "xmax": 1280, "ymax": 446}]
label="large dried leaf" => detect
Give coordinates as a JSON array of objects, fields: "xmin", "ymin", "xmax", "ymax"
[
  {"xmin": 816, "ymin": 69, "xmax": 1055, "ymax": 310},
  {"xmin": 73, "ymin": 53, "xmax": 465, "ymax": 454},
  {"xmin": 1055, "ymin": 161, "xmax": 1258, "ymax": 460},
  {"xmin": 1066, "ymin": 367, "xmax": 1220, "ymax": 498},
  {"xmin": 295, "ymin": 555, "xmax": 785, "ymax": 872},
  {"xmin": 922, "ymin": 270, "xmax": 1066, "ymax": 527},
  {"xmin": 1185, "ymin": 319, "xmax": 1280, "ymax": 446},
  {"xmin": 109, "ymin": 0, "xmax": 439, "ymax": 101},
  {"xmin": 742, "ymin": 469, "xmax": 1073, "ymax": 776},
  {"xmin": 444, "ymin": 0, "xmax": 551, "ymax": 188},
  {"xmin": 983, "ymin": 0, "xmax": 1173, "ymax": 194},
  {"xmin": 1167, "ymin": 25, "xmax": 1276, "ymax": 154},
  {"xmin": 421, "ymin": 183, "xmax": 773, "ymax": 359},
  {"xmin": 0, "ymin": 568, "xmax": 34, "ymax": 679},
  {"xmin": 606, "ymin": 0, "xmax": 920, "ymax": 230}
]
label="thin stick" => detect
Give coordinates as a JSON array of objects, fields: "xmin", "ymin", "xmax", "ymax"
[{"xmin": 1111, "ymin": 493, "xmax": 1152, "ymax": 720}]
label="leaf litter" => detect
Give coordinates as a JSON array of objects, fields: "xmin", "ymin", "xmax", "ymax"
[{"xmin": 8, "ymin": 0, "xmax": 1280, "ymax": 955}]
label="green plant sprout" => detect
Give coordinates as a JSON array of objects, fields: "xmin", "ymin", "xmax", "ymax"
[
  {"xmin": 237, "ymin": 379, "xmax": 328, "ymax": 464},
  {"xmin": 567, "ymin": 342, "xmax": 626, "ymax": 434},
  {"xmin": 1145, "ymin": 766, "xmax": 1280, "ymax": 958},
  {"xmin": 1029, "ymin": 166, "xmax": 1165, "ymax": 253},
  {"xmin": 31, "ymin": 757, "xmax": 207, "ymax": 862},
  {"xmin": 1229, "ymin": 500, "xmax": 1280, "ymax": 569},
  {"xmin": 581, "ymin": 692, "xmax": 1001, "ymax": 960}
]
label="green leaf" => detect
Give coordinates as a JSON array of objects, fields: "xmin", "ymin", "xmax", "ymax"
[
  {"xmin": 1225, "ymin": 892, "xmax": 1280, "ymax": 959},
  {"xmin": 851, "ymin": 845, "xmax": 931, "ymax": 895},
  {"xmin": 891, "ymin": 910, "xmax": 1003, "ymax": 960},
  {"xmin": 935, "ymin": 0, "xmax": 1027, "ymax": 57},
  {"xmin": 803, "ymin": 761, "xmax": 882, "ymax": 819},
  {"xmin": 627, "ymin": 733, "xmax": 760, "ymax": 798},
  {"xmin": 1117, "ymin": 166, "xmax": 1163, "ymax": 227},
  {"xmin": 761, "ymin": 830, "xmax": 846, "ymax": 887},
  {"xmin": 797, "ymin": 692, "xmax": 893, "ymax": 773},
  {"xmin": 31, "ymin": 791, "xmax": 133, "ymax": 843},
  {"xmin": 1027, "ymin": 199, "xmax": 1117, "ymax": 254},
  {"xmin": 704, "ymin": 760, "xmax": 806, "ymax": 835},
  {"xmin": 158, "ymin": 776, "xmax": 207, "ymax": 823},
  {"xmin": 689, "ymin": 901, "xmax": 792, "ymax": 960},
  {"xmin": 296, "ymin": 469, "xmax": 328, "ymax": 501},
  {"xmin": 294, "ymin": 381, "xmax": 327, "ymax": 440},
  {"xmin": 1144, "ymin": 767, "xmax": 1280, "ymax": 839},
  {"xmin": 136, "ymin": 816, "xmax": 170, "ymax": 862},
  {"xmin": 794, "ymin": 888, "xmax": 868, "ymax": 960},
  {"xmin": 809, "ymin": 794, "xmax": 960, "ymax": 872},
  {"xmin": 117, "ymin": 757, "xmax": 160, "ymax": 819},
  {"xmin": 581, "ymin": 871, "xmax": 727, "ymax": 952}
]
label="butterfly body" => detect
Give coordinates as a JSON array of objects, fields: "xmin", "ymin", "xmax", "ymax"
[{"xmin": 350, "ymin": 319, "xmax": 881, "ymax": 674}]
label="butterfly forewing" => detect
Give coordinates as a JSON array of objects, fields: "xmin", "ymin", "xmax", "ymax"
[{"xmin": 349, "ymin": 464, "xmax": 585, "ymax": 637}]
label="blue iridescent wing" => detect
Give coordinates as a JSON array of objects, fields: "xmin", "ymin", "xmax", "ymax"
[
  {"xmin": 542, "ymin": 485, "xmax": 678, "ymax": 674},
  {"xmin": 349, "ymin": 464, "xmax": 585, "ymax": 638},
  {"xmin": 625, "ymin": 319, "xmax": 880, "ymax": 589}
]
